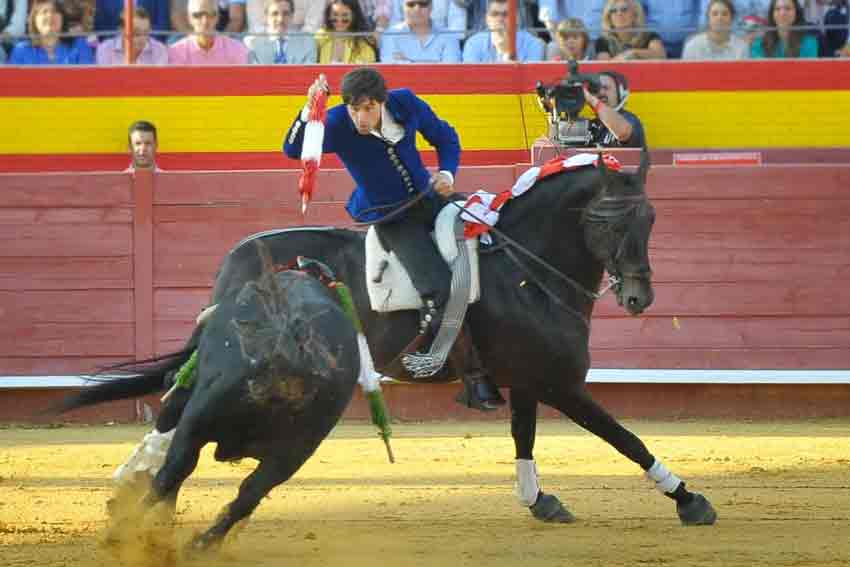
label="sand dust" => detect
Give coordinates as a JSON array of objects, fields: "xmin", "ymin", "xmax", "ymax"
[{"xmin": 1, "ymin": 419, "xmax": 849, "ymax": 567}]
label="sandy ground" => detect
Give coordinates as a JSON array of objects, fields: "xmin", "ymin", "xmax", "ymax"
[{"xmin": 1, "ymin": 419, "xmax": 849, "ymax": 567}]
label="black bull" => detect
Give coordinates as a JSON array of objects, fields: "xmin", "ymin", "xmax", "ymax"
[
  {"xmin": 59, "ymin": 153, "xmax": 716, "ymax": 550},
  {"xmin": 59, "ymin": 257, "xmax": 361, "ymax": 550}
]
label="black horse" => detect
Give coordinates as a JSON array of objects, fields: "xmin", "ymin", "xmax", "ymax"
[
  {"xmin": 60, "ymin": 151, "xmax": 715, "ymax": 553},
  {"xmin": 58, "ymin": 248, "xmax": 361, "ymax": 551},
  {"xmin": 207, "ymin": 151, "xmax": 713, "ymax": 526}
]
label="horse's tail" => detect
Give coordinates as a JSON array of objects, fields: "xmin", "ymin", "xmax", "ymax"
[{"xmin": 52, "ymin": 325, "xmax": 203, "ymax": 415}]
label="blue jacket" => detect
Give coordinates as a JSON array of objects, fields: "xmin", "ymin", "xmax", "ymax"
[{"xmin": 283, "ymin": 88, "xmax": 460, "ymax": 222}]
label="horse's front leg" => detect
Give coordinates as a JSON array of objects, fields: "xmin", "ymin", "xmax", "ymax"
[
  {"xmin": 544, "ymin": 386, "xmax": 717, "ymax": 526},
  {"xmin": 510, "ymin": 388, "xmax": 574, "ymax": 523}
]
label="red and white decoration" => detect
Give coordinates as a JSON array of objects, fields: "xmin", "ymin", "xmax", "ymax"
[
  {"xmin": 462, "ymin": 153, "xmax": 621, "ymax": 243},
  {"xmin": 298, "ymin": 89, "xmax": 328, "ymax": 215}
]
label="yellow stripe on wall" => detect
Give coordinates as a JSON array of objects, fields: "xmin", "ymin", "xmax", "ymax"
[{"xmin": 2, "ymin": 91, "xmax": 848, "ymax": 155}]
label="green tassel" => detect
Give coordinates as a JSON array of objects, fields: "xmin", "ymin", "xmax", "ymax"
[
  {"xmin": 365, "ymin": 389, "xmax": 394, "ymax": 463},
  {"xmin": 332, "ymin": 282, "xmax": 363, "ymax": 334},
  {"xmin": 174, "ymin": 350, "xmax": 199, "ymax": 389}
]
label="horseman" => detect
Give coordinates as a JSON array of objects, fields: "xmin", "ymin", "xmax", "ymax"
[{"xmin": 282, "ymin": 66, "xmax": 504, "ymax": 411}]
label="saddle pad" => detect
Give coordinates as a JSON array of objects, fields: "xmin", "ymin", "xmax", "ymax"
[{"xmin": 365, "ymin": 201, "xmax": 480, "ymax": 312}]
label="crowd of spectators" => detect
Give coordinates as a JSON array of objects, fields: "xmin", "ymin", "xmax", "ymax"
[{"xmin": 1, "ymin": 0, "xmax": 848, "ymax": 64}]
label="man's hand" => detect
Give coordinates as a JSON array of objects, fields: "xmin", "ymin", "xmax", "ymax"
[
  {"xmin": 431, "ymin": 171, "xmax": 455, "ymax": 198},
  {"xmin": 583, "ymin": 86, "xmax": 602, "ymax": 112},
  {"xmin": 308, "ymin": 74, "xmax": 330, "ymax": 100}
]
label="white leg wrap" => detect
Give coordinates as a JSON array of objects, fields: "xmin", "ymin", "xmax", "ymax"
[
  {"xmin": 646, "ymin": 459, "xmax": 682, "ymax": 494},
  {"xmin": 356, "ymin": 333, "xmax": 383, "ymax": 393},
  {"xmin": 113, "ymin": 429, "xmax": 175, "ymax": 483},
  {"xmin": 515, "ymin": 459, "xmax": 541, "ymax": 507}
]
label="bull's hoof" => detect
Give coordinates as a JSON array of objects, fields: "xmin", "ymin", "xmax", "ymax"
[
  {"xmin": 529, "ymin": 492, "xmax": 576, "ymax": 523},
  {"xmin": 677, "ymin": 493, "xmax": 717, "ymax": 526},
  {"xmin": 185, "ymin": 531, "xmax": 222, "ymax": 556}
]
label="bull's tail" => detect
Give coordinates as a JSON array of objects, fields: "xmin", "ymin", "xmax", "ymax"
[{"xmin": 53, "ymin": 326, "xmax": 203, "ymax": 415}]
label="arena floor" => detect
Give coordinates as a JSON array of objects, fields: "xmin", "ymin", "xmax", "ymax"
[{"xmin": 1, "ymin": 419, "xmax": 849, "ymax": 567}]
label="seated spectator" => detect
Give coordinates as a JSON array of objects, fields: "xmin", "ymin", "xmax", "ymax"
[
  {"xmin": 595, "ymin": 0, "xmax": 666, "ymax": 59},
  {"xmin": 538, "ymin": 1, "xmax": 605, "ymax": 40},
  {"xmin": 463, "ymin": 0, "xmax": 544, "ymax": 62},
  {"xmin": 292, "ymin": 0, "xmax": 326, "ymax": 31},
  {"xmin": 316, "ymin": 0, "xmax": 377, "ymax": 63},
  {"xmin": 546, "ymin": 17, "xmax": 595, "ymax": 60},
  {"xmin": 215, "ymin": 0, "xmax": 247, "ymax": 32},
  {"xmin": 168, "ymin": 0, "xmax": 251, "ymax": 62},
  {"xmin": 95, "ymin": 0, "xmax": 170, "ymax": 36},
  {"xmin": 388, "ymin": 0, "xmax": 466, "ymax": 32},
  {"xmin": 9, "ymin": 0, "xmax": 95, "ymax": 64},
  {"xmin": 804, "ymin": 0, "xmax": 848, "ymax": 56},
  {"xmin": 643, "ymin": 0, "xmax": 700, "ymax": 58},
  {"xmin": 96, "ymin": 7, "xmax": 169, "ymax": 63},
  {"xmin": 699, "ymin": 0, "xmax": 770, "ymax": 28},
  {"xmin": 751, "ymin": 0, "xmax": 819, "ymax": 57},
  {"xmin": 1, "ymin": 0, "xmax": 29, "ymax": 55},
  {"xmin": 245, "ymin": 0, "xmax": 316, "ymax": 62},
  {"xmin": 380, "ymin": 0, "xmax": 460, "ymax": 62},
  {"xmin": 682, "ymin": 0, "xmax": 749, "ymax": 58},
  {"xmin": 359, "ymin": 0, "xmax": 392, "ymax": 32},
  {"xmin": 461, "ymin": 0, "xmax": 538, "ymax": 31}
]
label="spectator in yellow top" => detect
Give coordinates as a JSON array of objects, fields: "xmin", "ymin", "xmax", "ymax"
[{"xmin": 315, "ymin": 0, "xmax": 377, "ymax": 63}]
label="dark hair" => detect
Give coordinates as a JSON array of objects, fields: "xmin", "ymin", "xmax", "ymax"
[
  {"xmin": 118, "ymin": 6, "xmax": 151, "ymax": 27},
  {"xmin": 705, "ymin": 0, "xmax": 736, "ymax": 24},
  {"xmin": 128, "ymin": 120, "xmax": 158, "ymax": 145},
  {"xmin": 762, "ymin": 0, "xmax": 807, "ymax": 57},
  {"xmin": 599, "ymin": 70, "xmax": 629, "ymax": 106},
  {"xmin": 323, "ymin": 0, "xmax": 371, "ymax": 33},
  {"xmin": 341, "ymin": 67, "xmax": 387, "ymax": 106}
]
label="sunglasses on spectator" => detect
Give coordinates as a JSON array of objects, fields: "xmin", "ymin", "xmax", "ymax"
[
  {"xmin": 405, "ymin": 1, "xmax": 431, "ymax": 8},
  {"xmin": 488, "ymin": 10, "xmax": 508, "ymax": 17},
  {"xmin": 190, "ymin": 10, "xmax": 217, "ymax": 19},
  {"xmin": 330, "ymin": 13, "xmax": 352, "ymax": 21},
  {"xmin": 611, "ymin": 5, "xmax": 631, "ymax": 14}
]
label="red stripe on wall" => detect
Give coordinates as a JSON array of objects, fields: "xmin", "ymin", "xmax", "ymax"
[
  {"xmin": 0, "ymin": 149, "xmax": 529, "ymax": 172},
  {"xmin": 1, "ymin": 60, "xmax": 848, "ymax": 98}
]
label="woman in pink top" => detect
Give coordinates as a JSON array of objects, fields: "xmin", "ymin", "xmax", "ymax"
[
  {"xmin": 168, "ymin": 0, "xmax": 251, "ymax": 64},
  {"xmin": 96, "ymin": 7, "xmax": 168, "ymax": 64}
]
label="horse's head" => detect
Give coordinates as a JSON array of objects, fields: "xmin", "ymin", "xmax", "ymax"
[{"xmin": 583, "ymin": 150, "xmax": 655, "ymax": 315}]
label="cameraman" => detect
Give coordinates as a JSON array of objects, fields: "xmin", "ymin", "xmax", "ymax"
[{"xmin": 582, "ymin": 71, "xmax": 646, "ymax": 148}]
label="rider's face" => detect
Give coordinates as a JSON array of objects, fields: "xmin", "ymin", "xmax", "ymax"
[{"xmin": 347, "ymin": 98, "xmax": 382, "ymax": 135}]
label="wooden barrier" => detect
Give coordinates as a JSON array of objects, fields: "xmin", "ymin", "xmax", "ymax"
[{"xmin": 1, "ymin": 159, "xmax": 848, "ymax": 421}]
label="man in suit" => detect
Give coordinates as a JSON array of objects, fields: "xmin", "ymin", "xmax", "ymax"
[
  {"xmin": 283, "ymin": 67, "xmax": 505, "ymax": 411},
  {"xmin": 245, "ymin": 0, "xmax": 317, "ymax": 64}
]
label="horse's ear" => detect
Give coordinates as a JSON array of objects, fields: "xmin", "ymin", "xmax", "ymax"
[{"xmin": 637, "ymin": 146, "xmax": 651, "ymax": 186}]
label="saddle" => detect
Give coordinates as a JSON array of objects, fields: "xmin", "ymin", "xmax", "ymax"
[
  {"xmin": 364, "ymin": 201, "xmax": 481, "ymax": 378},
  {"xmin": 364, "ymin": 201, "xmax": 481, "ymax": 312}
]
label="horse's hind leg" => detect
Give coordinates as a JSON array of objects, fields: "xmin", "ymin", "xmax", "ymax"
[
  {"xmin": 545, "ymin": 386, "xmax": 717, "ymax": 526},
  {"xmin": 510, "ymin": 388, "xmax": 574, "ymax": 523},
  {"xmin": 189, "ymin": 457, "xmax": 300, "ymax": 552}
]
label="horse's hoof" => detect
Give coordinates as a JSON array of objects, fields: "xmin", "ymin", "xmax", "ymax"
[
  {"xmin": 677, "ymin": 493, "xmax": 717, "ymax": 526},
  {"xmin": 529, "ymin": 492, "xmax": 576, "ymax": 523}
]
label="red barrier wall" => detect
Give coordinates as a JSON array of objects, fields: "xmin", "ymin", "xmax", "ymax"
[{"xmin": 1, "ymin": 156, "xmax": 849, "ymax": 421}]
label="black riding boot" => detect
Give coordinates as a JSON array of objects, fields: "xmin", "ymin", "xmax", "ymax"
[{"xmin": 450, "ymin": 323, "xmax": 505, "ymax": 412}]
